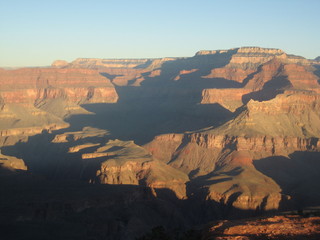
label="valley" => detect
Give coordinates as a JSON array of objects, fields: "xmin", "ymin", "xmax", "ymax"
[{"xmin": 1, "ymin": 47, "xmax": 320, "ymax": 239}]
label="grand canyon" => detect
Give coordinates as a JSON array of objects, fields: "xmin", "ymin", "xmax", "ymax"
[{"xmin": 1, "ymin": 47, "xmax": 320, "ymax": 239}]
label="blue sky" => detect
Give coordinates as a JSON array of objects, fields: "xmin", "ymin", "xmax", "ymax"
[{"xmin": 1, "ymin": 0, "xmax": 319, "ymax": 67}]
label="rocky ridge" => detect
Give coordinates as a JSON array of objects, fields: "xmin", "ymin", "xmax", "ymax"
[{"xmin": 144, "ymin": 89, "xmax": 320, "ymax": 211}]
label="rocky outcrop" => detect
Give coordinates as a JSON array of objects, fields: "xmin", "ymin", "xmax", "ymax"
[
  {"xmin": 203, "ymin": 215, "xmax": 320, "ymax": 240},
  {"xmin": 0, "ymin": 68, "xmax": 118, "ymax": 104},
  {"xmin": 200, "ymin": 54, "xmax": 320, "ymax": 111},
  {"xmin": 65, "ymin": 57, "xmax": 177, "ymax": 86},
  {"xmin": 145, "ymin": 90, "xmax": 320, "ymax": 211},
  {"xmin": 201, "ymin": 89, "xmax": 252, "ymax": 111},
  {"xmin": 13, "ymin": 127, "xmax": 188, "ymax": 199},
  {"xmin": 0, "ymin": 102, "xmax": 69, "ymax": 140},
  {"xmin": 149, "ymin": 90, "xmax": 320, "ymax": 161},
  {"xmin": 145, "ymin": 132, "xmax": 284, "ymax": 210},
  {"xmin": 0, "ymin": 68, "xmax": 118, "ymax": 145},
  {"xmin": 51, "ymin": 60, "xmax": 69, "ymax": 68},
  {"xmin": 204, "ymin": 67, "xmax": 255, "ymax": 83},
  {"xmin": 0, "ymin": 151, "xmax": 27, "ymax": 172},
  {"xmin": 197, "ymin": 47, "xmax": 285, "ymax": 71},
  {"xmin": 146, "ymin": 134, "xmax": 319, "ymax": 177},
  {"xmin": 216, "ymin": 91, "xmax": 320, "ymax": 138},
  {"xmin": 90, "ymin": 140, "xmax": 189, "ymax": 199},
  {"xmin": 244, "ymin": 58, "xmax": 319, "ymax": 90},
  {"xmin": 228, "ymin": 47, "xmax": 286, "ymax": 70}
]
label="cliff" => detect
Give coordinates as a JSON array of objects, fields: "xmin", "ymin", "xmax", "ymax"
[
  {"xmin": 201, "ymin": 89, "xmax": 252, "ymax": 111},
  {"xmin": 92, "ymin": 139, "xmax": 189, "ymax": 199},
  {"xmin": 13, "ymin": 127, "xmax": 188, "ymax": 199},
  {"xmin": 0, "ymin": 68, "xmax": 118, "ymax": 103},
  {"xmin": 0, "ymin": 151, "xmax": 27, "ymax": 173},
  {"xmin": 57, "ymin": 47, "xmax": 319, "ymax": 91},
  {"xmin": 0, "ymin": 68, "xmax": 118, "ymax": 144},
  {"xmin": 201, "ymin": 55, "xmax": 320, "ymax": 111},
  {"xmin": 144, "ymin": 90, "xmax": 320, "ymax": 211}
]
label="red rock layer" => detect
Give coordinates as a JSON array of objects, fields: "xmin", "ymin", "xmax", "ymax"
[
  {"xmin": 201, "ymin": 57, "xmax": 320, "ymax": 111},
  {"xmin": 0, "ymin": 68, "xmax": 118, "ymax": 104},
  {"xmin": 203, "ymin": 215, "xmax": 320, "ymax": 240},
  {"xmin": 204, "ymin": 68, "xmax": 255, "ymax": 83},
  {"xmin": 201, "ymin": 89, "xmax": 252, "ymax": 111},
  {"xmin": 146, "ymin": 133, "xmax": 320, "ymax": 168}
]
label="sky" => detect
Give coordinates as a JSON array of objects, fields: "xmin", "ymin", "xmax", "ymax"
[{"xmin": 1, "ymin": 0, "xmax": 319, "ymax": 67}]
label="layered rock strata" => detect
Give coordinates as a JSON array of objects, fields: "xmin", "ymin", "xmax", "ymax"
[
  {"xmin": 201, "ymin": 51, "xmax": 320, "ymax": 111},
  {"xmin": 23, "ymin": 127, "xmax": 188, "ymax": 199},
  {"xmin": 0, "ymin": 68, "xmax": 118, "ymax": 144},
  {"xmin": 144, "ymin": 91, "xmax": 320, "ymax": 210}
]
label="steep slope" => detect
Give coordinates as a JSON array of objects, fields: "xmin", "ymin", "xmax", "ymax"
[
  {"xmin": 89, "ymin": 139, "xmax": 188, "ymax": 199},
  {"xmin": 64, "ymin": 57, "xmax": 177, "ymax": 86},
  {"xmin": 0, "ymin": 68, "xmax": 118, "ymax": 145},
  {"xmin": 0, "ymin": 68, "xmax": 118, "ymax": 105},
  {"xmin": 0, "ymin": 151, "xmax": 27, "ymax": 174},
  {"xmin": 146, "ymin": 91, "xmax": 320, "ymax": 173},
  {"xmin": 4, "ymin": 127, "xmax": 188, "ymax": 199},
  {"xmin": 145, "ymin": 90, "xmax": 320, "ymax": 211},
  {"xmin": 201, "ymin": 53, "xmax": 320, "ymax": 111}
]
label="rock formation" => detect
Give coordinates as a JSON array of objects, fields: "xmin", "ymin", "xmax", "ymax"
[
  {"xmin": 91, "ymin": 139, "xmax": 188, "ymax": 199},
  {"xmin": 201, "ymin": 49, "xmax": 320, "ymax": 111},
  {"xmin": 2, "ymin": 46, "xmax": 320, "ymax": 239},
  {"xmin": 0, "ymin": 151, "xmax": 27, "ymax": 173},
  {"xmin": 0, "ymin": 68, "xmax": 118, "ymax": 104},
  {"xmin": 0, "ymin": 68, "xmax": 118, "ymax": 145},
  {"xmin": 144, "ymin": 89, "xmax": 320, "ymax": 211},
  {"xmin": 203, "ymin": 214, "xmax": 320, "ymax": 240},
  {"xmin": 7, "ymin": 126, "xmax": 188, "ymax": 199},
  {"xmin": 51, "ymin": 60, "xmax": 69, "ymax": 68}
]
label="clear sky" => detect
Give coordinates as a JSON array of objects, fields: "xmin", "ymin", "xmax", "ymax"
[{"xmin": 1, "ymin": 0, "xmax": 319, "ymax": 67}]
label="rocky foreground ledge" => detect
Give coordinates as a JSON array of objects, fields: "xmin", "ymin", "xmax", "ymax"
[{"xmin": 203, "ymin": 214, "xmax": 320, "ymax": 240}]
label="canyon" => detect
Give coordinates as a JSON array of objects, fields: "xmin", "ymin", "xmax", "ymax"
[{"xmin": 1, "ymin": 46, "xmax": 320, "ymax": 239}]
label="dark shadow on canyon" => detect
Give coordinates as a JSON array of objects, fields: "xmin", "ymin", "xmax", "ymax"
[
  {"xmin": 1, "ymin": 127, "xmax": 291, "ymax": 239},
  {"xmin": 2, "ymin": 137, "xmax": 318, "ymax": 239},
  {"xmin": 66, "ymin": 100, "xmax": 233, "ymax": 146},
  {"xmin": 66, "ymin": 69, "xmax": 241, "ymax": 146},
  {"xmin": 314, "ymin": 64, "xmax": 320, "ymax": 84},
  {"xmin": 142, "ymin": 49, "xmax": 239, "ymax": 86},
  {"xmin": 0, "ymin": 167, "xmax": 284, "ymax": 240},
  {"xmin": 254, "ymin": 151, "xmax": 320, "ymax": 209},
  {"xmin": 64, "ymin": 50, "xmax": 244, "ymax": 145},
  {"xmin": 241, "ymin": 75, "xmax": 291, "ymax": 105}
]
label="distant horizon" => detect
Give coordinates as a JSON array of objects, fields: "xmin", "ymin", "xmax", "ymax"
[
  {"xmin": 1, "ymin": 0, "xmax": 319, "ymax": 67},
  {"xmin": 1, "ymin": 45, "xmax": 318, "ymax": 68}
]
